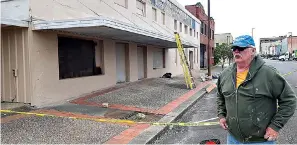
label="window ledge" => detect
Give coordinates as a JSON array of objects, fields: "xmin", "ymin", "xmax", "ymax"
[
  {"xmin": 153, "ymin": 68, "xmax": 165, "ymax": 70},
  {"xmin": 59, "ymin": 74, "xmax": 105, "ymax": 80},
  {"xmin": 114, "ymin": 3, "xmax": 127, "ymax": 9}
]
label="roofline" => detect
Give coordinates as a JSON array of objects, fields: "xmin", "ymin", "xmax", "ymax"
[
  {"xmin": 215, "ymin": 33, "xmax": 232, "ymax": 35},
  {"xmin": 1, "ymin": 17, "xmax": 29, "ymax": 27},
  {"xmin": 33, "ymin": 16, "xmax": 199, "ymax": 48},
  {"xmin": 169, "ymin": 0, "xmax": 201, "ymax": 24}
]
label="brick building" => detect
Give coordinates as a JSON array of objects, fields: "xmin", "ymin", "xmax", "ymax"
[{"xmin": 186, "ymin": 2, "xmax": 215, "ymax": 68}]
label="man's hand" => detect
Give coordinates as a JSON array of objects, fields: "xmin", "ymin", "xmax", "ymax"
[
  {"xmin": 264, "ymin": 127, "xmax": 279, "ymax": 141},
  {"xmin": 219, "ymin": 118, "xmax": 228, "ymax": 130}
]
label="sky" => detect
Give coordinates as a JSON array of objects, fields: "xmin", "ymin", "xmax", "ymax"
[{"xmin": 177, "ymin": 0, "xmax": 297, "ymax": 52}]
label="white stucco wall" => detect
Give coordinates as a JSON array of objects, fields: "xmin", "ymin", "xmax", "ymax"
[
  {"xmin": 29, "ymin": 0, "xmax": 200, "ymax": 46},
  {"xmin": 29, "ymin": 31, "xmax": 200, "ymax": 107},
  {"xmin": 1, "ymin": 0, "xmax": 202, "ymax": 107},
  {"xmin": 1, "ymin": 0, "xmax": 29, "ymax": 21}
]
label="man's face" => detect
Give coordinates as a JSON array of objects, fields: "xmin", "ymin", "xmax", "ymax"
[{"xmin": 232, "ymin": 47, "xmax": 255, "ymax": 63}]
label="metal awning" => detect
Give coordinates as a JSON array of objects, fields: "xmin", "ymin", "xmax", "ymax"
[
  {"xmin": 33, "ymin": 16, "xmax": 199, "ymax": 48},
  {"xmin": 1, "ymin": 18, "xmax": 28, "ymax": 27}
]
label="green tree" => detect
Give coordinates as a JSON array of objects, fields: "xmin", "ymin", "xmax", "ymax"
[
  {"xmin": 214, "ymin": 47, "xmax": 221, "ymax": 65},
  {"xmin": 226, "ymin": 46, "xmax": 234, "ymax": 65},
  {"xmin": 214, "ymin": 43, "xmax": 233, "ymax": 69}
]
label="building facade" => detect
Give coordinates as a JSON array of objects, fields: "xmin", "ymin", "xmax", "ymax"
[
  {"xmin": 287, "ymin": 36, "xmax": 297, "ymax": 54},
  {"xmin": 259, "ymin": 36, "xmax": 285, "ymax": 55},
  {"xmin": 1, "ymin": 0, "xmax": 201, "ymax": 107},
  {"xmin": 260, "ymin": 35, "xmax": 297, "ymax": 55},
  {"xmin": 214, "ymin": 33, "xmax": 233, "ymax": 47},
  {"xmin": 185, "ymin": 2, "xmax": 215, "ymax": 68}
]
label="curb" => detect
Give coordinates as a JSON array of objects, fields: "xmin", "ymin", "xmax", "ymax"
[{"xmin": 128, "ymin": 83, "xmax": 215, "ymax": 144}]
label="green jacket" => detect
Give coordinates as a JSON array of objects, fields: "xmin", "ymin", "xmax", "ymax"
[{"xmin": 217, "ymin": 55, "xmax": 296, "ymax": 143}]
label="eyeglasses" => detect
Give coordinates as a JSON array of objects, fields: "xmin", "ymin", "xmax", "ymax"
[{"xmin": 232, "ymin": 46, "xmax": 248, "ymax": 52}]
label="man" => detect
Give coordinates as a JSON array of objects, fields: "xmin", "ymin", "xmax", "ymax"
[{"xmin": 216, "ymin": 35, "xmax": 296, "ymax": 144}]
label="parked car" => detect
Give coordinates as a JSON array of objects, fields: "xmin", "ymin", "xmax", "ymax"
[{"xmin": 279, "ymin": 52, "xmax": 290, "ymax": 61}]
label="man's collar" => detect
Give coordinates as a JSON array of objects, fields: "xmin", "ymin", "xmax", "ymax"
[{"xmin": 232, "ymin": 55, "xmax": 265, "ymax": 78}]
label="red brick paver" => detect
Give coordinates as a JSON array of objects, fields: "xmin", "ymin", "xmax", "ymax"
[
  {"xmin": 156, "ymin": 81, "xmax": 211, "ymax": 114},
  {"xmin": 104, "ymin": 124, "xmax": 150, "ymax": 144},
  {"xmin": 71, "ymin": 79, "xmax": 213, "ymax": 115},
  {"xmin": 98, "ymin": 81, "xmax": 213, "ymax": 144},
  {"xmin": 1, "ymin": 114, "xmax": 28, "ymax": 124}
]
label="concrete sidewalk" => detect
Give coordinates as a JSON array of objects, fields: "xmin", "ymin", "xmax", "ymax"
[{"xmin": 1, "ymin": 74, "xmax": 217, "ymax": 144}]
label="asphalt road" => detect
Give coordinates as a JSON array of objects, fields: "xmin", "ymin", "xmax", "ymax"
[
  {"xmin": 264, "ymin": 59, "xmax": 297, "ymax": 94},
  {"xmin": 152, "ymin": 59, "xmax": 297, "ymax": 144}
]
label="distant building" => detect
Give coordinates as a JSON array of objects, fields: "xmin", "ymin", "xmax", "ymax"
[
  {"xmin": 214, "ymin": 33, "xmax": 233, "ymax": 47},
  {"xmin": 260, "ymin": 34, "xmax": 297, "ymax": 55},
  {"xmin": 185, "ymin": 2, "xmax": 215, "ymax": 68},
  {"xmin": 259, "ymin": 36, "xmax": 285, "ymax": 55},
  {"xmin": 284, "ymin": 36, "xmax": 297, "ymax": 54}
]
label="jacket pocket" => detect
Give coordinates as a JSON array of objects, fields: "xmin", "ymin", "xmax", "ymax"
[
  {"xmin": 222, "ymin": 89, "xmax": 235, "ymax": 99},
  {"xmin": 239, "ymin": 113, "xmax": 269, "ymax": 139},
  {"xmin": 252, "ymin": 112, "xmax": 271, "ymax": 135},
  {"xmin": 239, "ymin": 118, "xmax": 262, "ymax": 138}
]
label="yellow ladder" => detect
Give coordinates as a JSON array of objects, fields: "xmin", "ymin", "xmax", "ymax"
[{"xmin": 174, "ymin": 32, "xmax": 196, "ymax": 89}]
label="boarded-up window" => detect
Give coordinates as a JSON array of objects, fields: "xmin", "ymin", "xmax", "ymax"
[
  {"xmin": 153, "ymin": 48, "xmax": 165, "ymax": 69},
  {"xmin": 174, "ymin": 19, "xmax": 177, "ymax": 30},
  {"xmin": 136, "ymin": 0, "xmax": 146, "ymax": 16},
  {"xmin": 185, "ymin": 49, "xmax": 189, "ymax": 61},
  {"xmin": 197, "ymin": 47, "xmax": 199, "ymax": 63},
  {"xmin": 114, "ymin": 0, "xmax": 127, "ymax": 8},
  {"xmin": 204, "ymin": 24, "xmax": 207, "ymax": 35},
  {"xmin": 58, "ymin": 37, "xmax": 103, "ymax": 79},
  {"xmin": 175, "ymin": 49, "xmax": 177, "ymax": 65},
  {"xmin": 184, "ymin": 25, "xmax": 188, "ymax": 34},
  {"xmin": 194, "ymin": 49, "xmax": 196, "ymax": 63},
  {"xmin": 152, "ymin": 8, "xmax": 157, "ymax": 21},
  {"xmin": 161, "ymin": 12, "xmax": 165, "ymax": 25},
  {"xmin": 180, "ymin": 22, "xmax": 182, "ymax": 32},
  {"xmin": 201, "ymin": 22, "xmax": 204, "ymax": 34}
]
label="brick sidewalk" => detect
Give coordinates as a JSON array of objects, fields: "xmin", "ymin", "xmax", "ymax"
[{"xmin": 1, "ymin": 77, "xmax": 214, "ymax": 144}]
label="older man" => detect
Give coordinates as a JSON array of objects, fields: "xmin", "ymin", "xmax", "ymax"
[{"xmin": 216, "ymin": 35, "xmax": 296, "ymax": 144}]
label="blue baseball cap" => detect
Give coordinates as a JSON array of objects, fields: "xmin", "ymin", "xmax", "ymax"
[{"xmin": 231, "ymin": 35, "xmax": 255, "ymax": 49}]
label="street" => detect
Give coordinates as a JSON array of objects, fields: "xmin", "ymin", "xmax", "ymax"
[{"xmin": 152, "ymin": 59, "xmax": 297, "ymax": 144}]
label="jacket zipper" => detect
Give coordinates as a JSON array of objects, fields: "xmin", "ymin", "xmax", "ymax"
[{"xmin": 233, "ymin": 72, "xmax": 252, "ymax": 143}]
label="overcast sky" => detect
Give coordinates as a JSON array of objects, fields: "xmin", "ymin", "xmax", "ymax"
[{"xmin": 177, "ymin": 0, "xmax": 297, "ymax": 51}]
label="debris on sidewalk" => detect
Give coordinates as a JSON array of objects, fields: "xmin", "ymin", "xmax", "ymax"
[
  {"xmin": 136, "ymin": 113, "xmax": 146, "ymax": 119},
  {"xmin": 206, "ymin": 84, "xmax": 217, "ymax": 93},
  {"xmin": 200, "ymin": 73, "xmax": 206, "ymax": 82},
  {"xmin": 161, "ymin": 73, "xmax": 172, "ymax": 78},
  {"xmin": 212, "ymin": 72, "xmax": 221, "ymax": 79},
  {"xmin": 102, "ymin": 103, "xmax": 109, "ymax": 108},
  {"xmin": 205, "ymin": 76, "xmax": 212, "ymax": 81}
]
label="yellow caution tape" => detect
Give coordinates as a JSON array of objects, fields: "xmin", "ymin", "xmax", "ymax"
[
  {"xmin": 0, "ymin": 110, "xmax": 219, "ymax": 127},
  {"xmin": 1, "ymin": 70, "xmax": 295, "ymax": 126}
]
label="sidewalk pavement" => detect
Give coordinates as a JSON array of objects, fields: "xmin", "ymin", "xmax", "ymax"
[
  {"xmin": 200, "ymin": 64, "xmax": 231, "ymax": 76},
  {"xmin": 1, "ymin": 73, "xmax": 218, "ymax": 144}
]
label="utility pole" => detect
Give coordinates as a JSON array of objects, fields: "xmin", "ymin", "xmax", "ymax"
[
  {"xmin": 252, "ymin": 28, "xmax": 255, "ymax": 38},
  {"xmin": 291, "ymin": 32, "xmax": 293, "ymax": 53},
  {"xmin": 207, "ymin": 0, "xmax": 211, "ymax": 77},
  {"xmin": 291, "ymin": 32, "xmax": 293, "ymax": 59}
]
